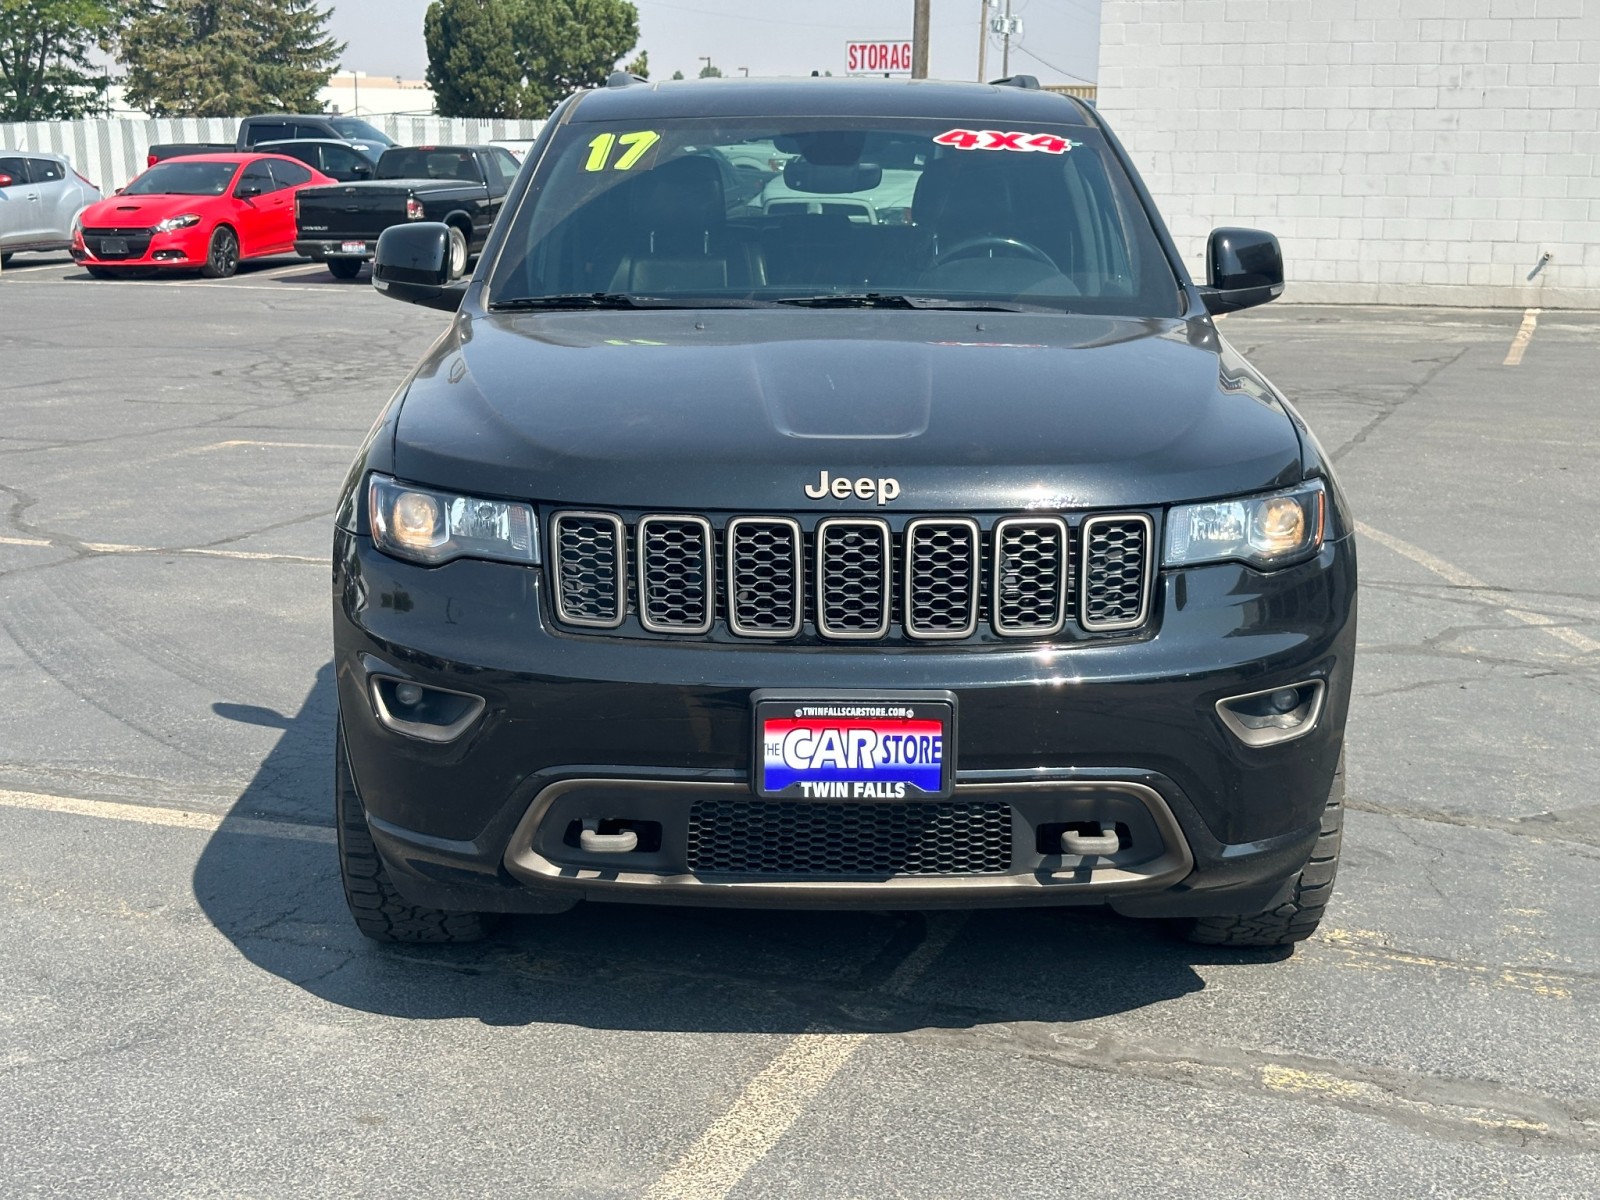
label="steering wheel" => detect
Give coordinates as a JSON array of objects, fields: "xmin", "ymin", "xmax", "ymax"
[{"xmin": 934, "ymin": 235, "xmax": 1060, "ymax": 272}]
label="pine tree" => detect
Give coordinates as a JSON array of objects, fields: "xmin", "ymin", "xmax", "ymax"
[
  {"xmin": 424, "ymin": 0, "xmax": 523, "ymax": 119},
  {"xmin": 510, "ymin": 0, "xmax": 639, "ymax": 117},
  {"xmin": 118, "ymin": 0, "xmax": 342, "ymax": 117},
  {"xmin": 0, "ymin": 0, "xmax": 120, "ymax": 121}
]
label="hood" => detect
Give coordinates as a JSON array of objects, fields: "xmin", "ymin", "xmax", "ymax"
[
  {"xmin": 81, "ymin": 193, "xmax": 216, "ymax": 226},
  {"xmin": 390, "ymin": 309, "xmax": 1303, "ymax": 512}
]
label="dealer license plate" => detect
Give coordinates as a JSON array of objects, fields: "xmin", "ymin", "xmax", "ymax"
[
  {"xmin": 752, "ymin": 692, "xmax": 956, "ymax": 800},
  {"xmin": 340, "ymin": 241, "xmax": 367, "ymax": 254},
  {"xmin": 100, "ymin": 238, "xmax": 129, "ymax": 257}
]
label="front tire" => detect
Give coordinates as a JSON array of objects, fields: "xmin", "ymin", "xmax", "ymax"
[
  {"xmin": 200, "ymin": 226, "xmax": 239, "ymax": 279},
  {"xmin": 1185, "ymin": 754, "xmax": 1344, "ymax": 947},
  {"xmin": 446, "ymin": 225, "xmax": 468, "ymax": 280},
  {"xmin": 327, "ymin": 257, "xmax": 363, "ymax": 280},
  {"xmin": 335, "ymin": 725, "xmax": 491, "ymax": 943}
]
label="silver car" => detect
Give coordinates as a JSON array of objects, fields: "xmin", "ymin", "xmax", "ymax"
[{"xmin": 0, "ymin": 150, "xmax": 102, "ymax": 266}]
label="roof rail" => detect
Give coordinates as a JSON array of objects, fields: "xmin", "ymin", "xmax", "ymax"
[
  {"xmin": 989, "ymin": 74, "xmax": 1041, "ymax": 90},
  {"xmin": 606, "ymin": 71, "xmax": 648, "ymax": 88}
]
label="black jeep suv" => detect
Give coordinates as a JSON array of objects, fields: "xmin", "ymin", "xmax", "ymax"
[{"xmin": 333, "ymin": 76, "xmax": 1355, "ymax": 949}]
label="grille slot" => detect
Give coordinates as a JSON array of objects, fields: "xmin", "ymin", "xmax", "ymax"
[
  {"xmin": 686, "ymin": 800, "xmax": 1014, "ymax": 876},
  {"xmin": 815, "ymin": 518, "xmax": 891, "ymax": 640},
  {"xmin": 992, "ymin": 516, "xmax": 1070, "ymax": 637},
  {"xmin": 1081, "ymin": 514, "xmax": 1154, "ymax": 631},
  {"xmin": 904, "ymin": 518, "xmax": 980, "ymax": 639},
  {"xmin": 726, "ymin": 517, "xmax": 803, "ymax": 638},
  {"xmin": 637, "ymin": 515, "xmax": 714, "ymax": 633},
  {"xmin": 551, "ymin": 511, "xmax": 625, "ymax": 628}
]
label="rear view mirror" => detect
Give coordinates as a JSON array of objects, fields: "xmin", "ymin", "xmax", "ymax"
[
  {"xmin": 783, "ymin": 160, "xmax": 882, "ymax": 195},
  {"xmin": 373, "ymin": 222, "xmax": 466, "ymax": 312},
  {"xmin": 1202, "ymin": 227, "xmax": 1284, "ymax": 315}
]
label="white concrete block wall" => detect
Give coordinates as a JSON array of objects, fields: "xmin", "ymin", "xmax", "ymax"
[{"xmin": 1098, "ymin": 0, "xmax": 1600, "ymax": 306}]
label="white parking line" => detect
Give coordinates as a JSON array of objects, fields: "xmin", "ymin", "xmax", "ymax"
[
  {"xmin": 1358, "ymin": 520, "xmax": 1600, "ymax": 654},
  {"xmin": 1502, "ymin": 308, "xmax": 1540, "ymax": 366},
  {"xmin": 0, "ymin": 531, "xmax": 324, "ymax": 564},
  {"xmin": 642, "ymin": 915, "xmax": 967, "ymax": 1200},
  {"xmin": 0, "ymin": 788, "xmax": 334, "ymax": 844}
]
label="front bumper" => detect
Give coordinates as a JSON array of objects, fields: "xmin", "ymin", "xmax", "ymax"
[
  {"xmin": 296, "ymin": 238, "xmax": 374, "ymax": 261},
  {"xmin": 72, "ymin": 226, "xmax": 209, "ymax": 268},
  {"xmin": 333, "ymin": 529, "xmax": 1356, "ymax": 917}
]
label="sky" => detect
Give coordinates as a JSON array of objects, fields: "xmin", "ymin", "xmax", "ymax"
[{"xmin": 325, "ymin": 0, "xmax": 1101, "ymax": 87}]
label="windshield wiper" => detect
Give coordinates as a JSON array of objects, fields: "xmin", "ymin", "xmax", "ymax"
[
  {"xmin": 772, "ymin": 293, "xmax": 1042, "ymax": 313},
  {"xmin": 488, "ymin": 293, "xmax": 783, "ymax": 312}
]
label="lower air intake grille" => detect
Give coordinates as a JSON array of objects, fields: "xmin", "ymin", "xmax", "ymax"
[
  {"xmin": 1081, "ymin": 514, "xmax": 1153, "ymax": 631},
  {"xmin": 686, "ymin": 800, "xmax": 1014, "ymax": 876},
  {"xmin": 552, "ymin": 511, "xmax": 624, "ymax": 628}
]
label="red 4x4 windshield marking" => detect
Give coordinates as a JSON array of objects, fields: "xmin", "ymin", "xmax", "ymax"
[{"xmin": 933, "ymin": 129, "xmax": 1082, "ymax": 154}]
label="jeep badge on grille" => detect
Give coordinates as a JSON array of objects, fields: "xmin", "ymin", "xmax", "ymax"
[{"xmin": 804, "ymin": 470, "xmax": 901, "ymax": 505}]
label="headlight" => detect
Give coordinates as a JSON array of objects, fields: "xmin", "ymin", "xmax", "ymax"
[
  {"xmin": 1164, "ymin": 481, "xmax": 1325, "ymax": 569},
  {"xmin": 368, "ymin": 474, "xmax": 538, "ymax": 566},
  {"xmin": 153, "ymin": 214, "xmax": 201, "ymax": 233}
]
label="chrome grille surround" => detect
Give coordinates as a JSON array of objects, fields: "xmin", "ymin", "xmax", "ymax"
[
  {"xmin": 815, "ymin": 517, "xmax": 892, "ymax": 640},
  {"xmin": 636, "ymin": 514, "xmax": 715, "ymax": 634},
  {"xmin": 725, "ymin": 516, "xmax": 803, "ymax": 638},
  {"xmin": 992, "ymin": 515, "xmax": 1070, "ymax": 637},
  {"xmin": 903, "ymin": 517, "xmax": 981, "ymax": 640},
  {"xmin": 551, "ymin": 511, "xmax": 625, "ymax": 628},
  {"xmin": 1080, "ymin": 513, "xmax": 1156, "ymax": 632}
]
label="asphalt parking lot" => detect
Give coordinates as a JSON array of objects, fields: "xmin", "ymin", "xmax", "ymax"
[{"xmin": 2, "ymin": 253, "xmax": 1598, "ymax": 1196}]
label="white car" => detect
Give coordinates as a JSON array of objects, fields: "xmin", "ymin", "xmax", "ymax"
[{"xmin": 0, "ymin": 150, "xmax": 102, "ymax": 266}]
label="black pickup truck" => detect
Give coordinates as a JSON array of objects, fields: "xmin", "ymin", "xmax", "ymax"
[
  {"xmin": 293, "ymin": 144, "xmax": 523, "ymax": 279},
  {"xmin": 145, "ymin": 114, "xmax": 395, "ymax": 168}
]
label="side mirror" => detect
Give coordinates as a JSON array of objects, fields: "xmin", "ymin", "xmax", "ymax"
[
  {"xmin": 1202, "ymin": 227, "xmax": 1284, "ymax": 315},
  {"xmin": 235, "ymin": 184, "xmax": 262, "ymax": 200},
  {"xmin": 372, "ymin": 222, "xmax": 466, "ymax": 312},
  {"xmin": 0, "ymin": 174, "xmax": 14, "ymax": 188}
]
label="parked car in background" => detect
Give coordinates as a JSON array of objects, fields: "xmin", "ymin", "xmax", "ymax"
[
  {"xmin": 0, "ymin": 150, "xmax": 101, "ymax": 266},
  {"xmin": 257, "ymin": 138, "xmax": 382, "ymax": 182},
  {"xmin": 71, "ymin": 153, "xmax": 334, "ymax": 279},
  {"xmin": 145, "ymin": 114, "xmax": 395, "ymax": 169},
  {"xmin": 293, "ymin": 144, "xmax": 522, "ymax": 280}
]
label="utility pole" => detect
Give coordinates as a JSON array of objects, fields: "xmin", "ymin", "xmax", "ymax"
[
  {"xmin": 912, "ymin": 0, "xmax": 931, "ymax": 79},
  {"xmin": 1002, "ymin": 0, "xmax": 1014, "ymax": 77},
  {"xmin": 977, "ymin": 0, "xmax": 988, "ymax": 81}
]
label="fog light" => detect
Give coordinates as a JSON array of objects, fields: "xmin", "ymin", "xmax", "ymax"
[
  {"xmin": 1216, "ymin": 681, "xmax": 1326, "ymax": 748},
  {"xmin": 369, "ymin": 675, "xmax": 485, "ymax": 743}
]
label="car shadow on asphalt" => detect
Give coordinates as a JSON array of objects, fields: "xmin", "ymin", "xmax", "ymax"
[{"xmin": 194, "ymin": 667, "xmax": 1283, "ymax": 1034}]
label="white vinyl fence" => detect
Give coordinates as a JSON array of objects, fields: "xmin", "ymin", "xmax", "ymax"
[{"xmin": 0, "ymin": 116, "xmax": 546, "ymax": 192}]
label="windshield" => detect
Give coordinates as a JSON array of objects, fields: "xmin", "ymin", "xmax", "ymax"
[
  {"xmin": 124, "ymin": 161, "xmax": 238, "ymax": 196},
  {"xmin": 330, "ymin": 118, "xmax": 394, "ymax": 146},
  {"xmin": 487, "ymin": 115, "xmax": 1180, "ymax": 316},
  {"xmin": 375, "ymin": 147, "xmax": 479, "ymax": 181}
]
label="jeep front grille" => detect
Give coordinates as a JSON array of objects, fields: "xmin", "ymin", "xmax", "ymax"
[
  {"xmin": 551, "ymin": 511, "xmax": 625, "ymax": 628},
  {"xmin": 548, "ymin": 510, "xmax": 1154, "ymax": 642},
  {"xmin": 1080, "ymin": 514, "xmax": 1155, "ymax": 631},
  {"xmin": 637, "ymin": 515, "xmax": 714, "ymax": 633},
  {"xmin": 686, "ymin": 799, "xmax": 1014, "ymax": 876}
]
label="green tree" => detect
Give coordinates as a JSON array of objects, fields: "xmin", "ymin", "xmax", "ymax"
[
  {"xmin": 697, "ymin": 61, "xmax": 721, "ymax": 79},
  {"xmin": 118, "ymin": 0, "xmax": 342, "ymax": 117},
  {"xmin": 0, "ymin": 0, "xmax": 119, "ymax": 121},
  {"xmin": 622, "ymin": 48, "xmax": 645, "ymax": 78},
  {"xmin": 510, "ymin": 0, "xmax": 639, "ymax": 116},
  {"xmin": 670, "ymin": 68, "xmax": 682, "ymax": 80},
  {"xmin": 424, "ymin": 0, "xmax": 522, "ymax": 117}
]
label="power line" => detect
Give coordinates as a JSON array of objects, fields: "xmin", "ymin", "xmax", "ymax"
[{"xmin": 1011, "ymin": 41, "xmax": 1095, "ymax": 85}]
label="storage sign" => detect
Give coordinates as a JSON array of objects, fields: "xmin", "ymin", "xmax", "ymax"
[{"xmin": 846, "ymin": 40, "xmax": 914, "ymax": 75}]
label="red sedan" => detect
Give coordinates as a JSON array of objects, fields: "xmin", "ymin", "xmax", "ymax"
[{"xmin": 72, "ymin": 153, "xmax": 334, "ymax": 279}]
